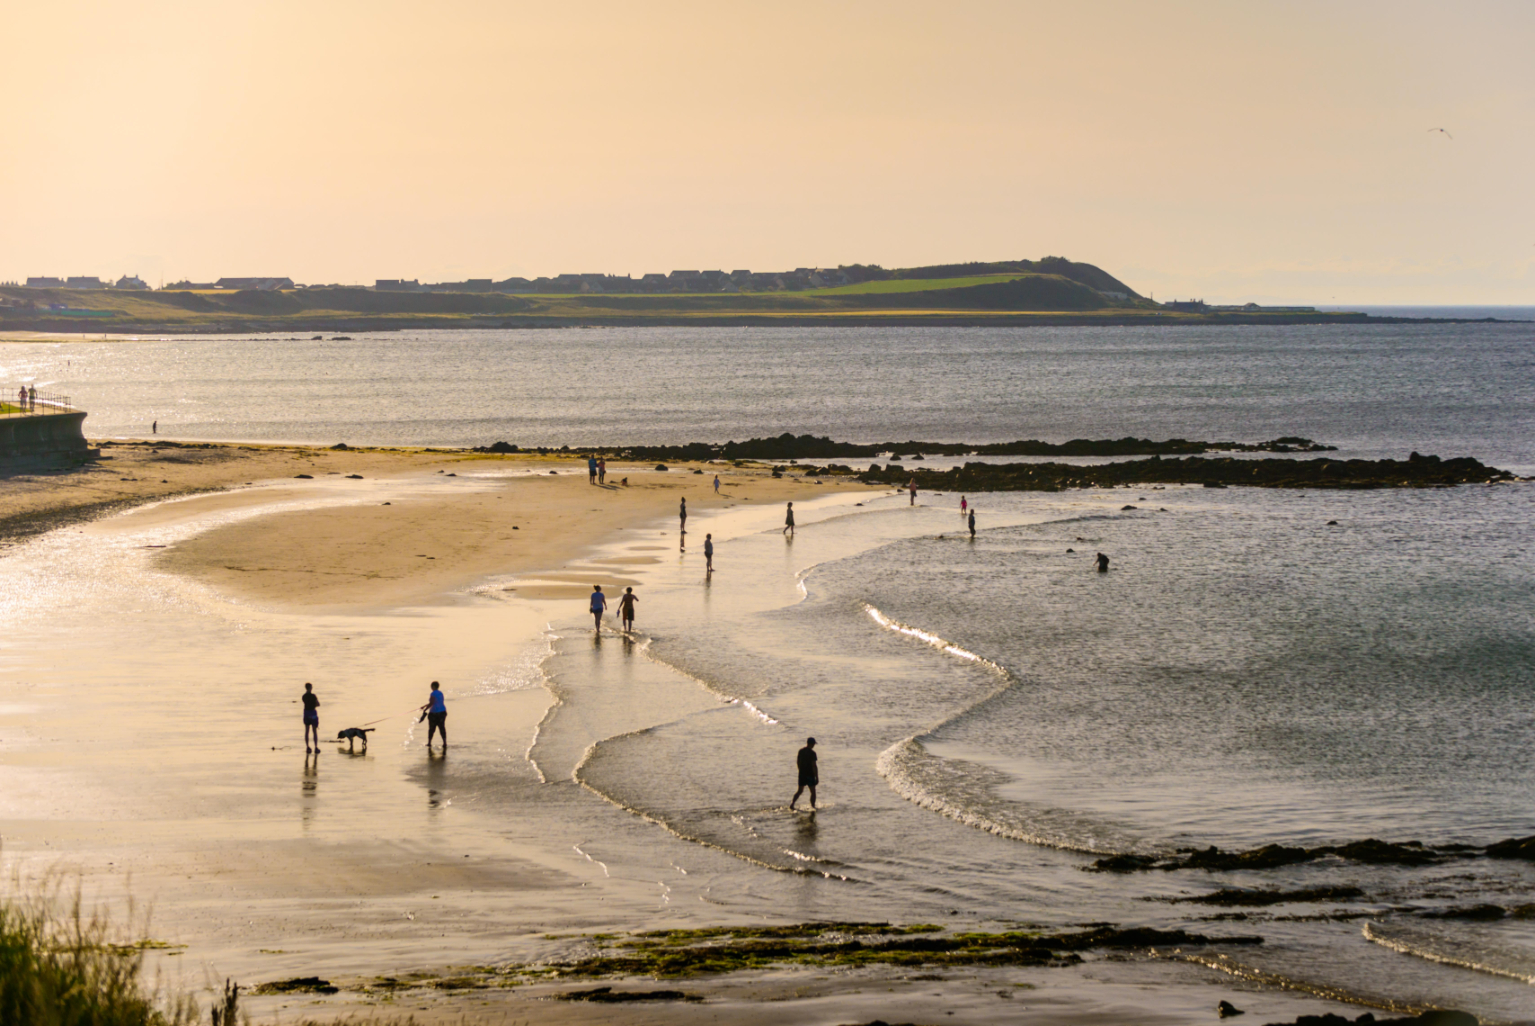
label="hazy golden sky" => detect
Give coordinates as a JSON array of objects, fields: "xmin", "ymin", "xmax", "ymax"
[{"xmin": 4, "ymin": 1, "xmax": 1531, "ymax": 302}]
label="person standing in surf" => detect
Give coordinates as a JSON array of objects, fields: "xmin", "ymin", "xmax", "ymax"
[
  {"xmin": 616, "ymin": 586, "xmax": 638, "ymax": 632},
  {"xmin": 420, "ymin": 681, "xmax": 447, "ymax": 750},
  {"xmin": 679, "ymin": 496, "xmax": 687, "ymax": 535},
  {"xmin": 968, "ymin": 508, "xmax": 976, "ymax": 538},
  {"xmin": 1096, "ymin": 552, "xmax": 1110, "ymax": 572},
  {"xmin": 907, "ymin": 477, "xmax": 918, "ymax": 505},
  {"xmin": 783, "ymin": 501, "xmax": 794, "ymax": 537},
  {"xmin": 960, "ymin": 496, "xmax": 967, "ymax": 515},
  {"xmin": 301, "ymin": 682, "xmax": 320, "ymax": 754},
  {"xmin": 790, "ymin": 737, "xmax": 818, "ymax": 811},
  {"xmin": 590, "ymin": 584, "xmax": 608, "ymax": 630},
  {"xmin": 704, "ymin": 533, "xmax": 714, "ymax": 572}
]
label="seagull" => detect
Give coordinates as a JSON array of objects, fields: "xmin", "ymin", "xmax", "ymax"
[{"xmin": 1428, "ymin": 127, "xmax": 1453, "ymax": 140}]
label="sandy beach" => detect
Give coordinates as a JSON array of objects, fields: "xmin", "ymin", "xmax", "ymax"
[{"xmin": 0, "ymin": 442, "xmax": 1466, "ymax": 1025}]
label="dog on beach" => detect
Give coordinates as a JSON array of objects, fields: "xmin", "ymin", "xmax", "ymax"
[{"xmin": 336, "ymin": 727, "xmax": 375, "ymax": 752}]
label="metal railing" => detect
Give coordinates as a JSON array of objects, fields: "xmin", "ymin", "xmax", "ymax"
[{"xmin": 2, "ymin": 387, "xmax": 74, "ymax": 417}]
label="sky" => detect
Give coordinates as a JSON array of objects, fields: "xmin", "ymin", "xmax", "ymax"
[{"xmin": 3, "ymin": 0, "xmax": 1532, "ymax": 304}]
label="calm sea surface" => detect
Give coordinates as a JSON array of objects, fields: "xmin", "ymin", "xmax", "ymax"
[
  {"xmin": 3, "ymin": 320, "xmax": 1533, "ymax": 1017},
  {"xmin": 2, "ymin": 320, "xmax": 1533, "ymax": 472}
]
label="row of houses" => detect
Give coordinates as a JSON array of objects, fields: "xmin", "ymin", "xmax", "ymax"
[
  {"xmin": 376, "ymin": 268, "xmax": 855, "ymax": 294},
  {"xmin": 22, "ymin": 275, "xmax": 150, "ymax": 290}
]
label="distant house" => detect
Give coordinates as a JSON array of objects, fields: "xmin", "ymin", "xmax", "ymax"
[
  {"xmin": 66, "ymin": 276, "xmax": 107, "ymax": 289},
  {"xmin": 114, "ymin": 275, "xmax": 150, "ymax": 291},
  {"xmin": 1162, "ymin": 299, "xmax": 1207, "ymax": 313},
  {"xmin": 495, "ymin": 277, "xmax": 533, "ymax": 291},
  {"xmin": 164, "ymin": 280, "xmax": 217, "ymax": 290},
  {"xmin": 25, "ymin": 277, "xmax": 65, "ymax": 288},
  {"xmin": 215, "ymin": 277, "xmax": 294, "ymax": 291},
  {"xmin": 375, "ymin": 279, "xmax": 422, "ymax": 291}
]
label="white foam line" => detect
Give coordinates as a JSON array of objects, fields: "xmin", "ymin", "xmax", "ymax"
[
  {"xmin": 572, "ymin": 844, "xmax": 610, "ymax": 877},
  {"xmin": 865, "ymin": 604, "xmax": 1006, "ymax": 670},
  {"xmin": 1363, "ymin": 922, "xmax": 1535, "ymax": 985}
]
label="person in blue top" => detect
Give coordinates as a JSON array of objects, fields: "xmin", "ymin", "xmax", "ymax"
[
  {"xmin": 420, "ymin": 681, "xmax": 447, "ymax": 749},
  {"xmin": 301, "ymin": 682, "xmax": 320, "ymax": 754},
  {"xmin": 590, "ymin": 584, "xmax": 607, "ymax": 631},
  {"xmin": 587, "ymin": 455, "xmax": 598, "ymax": 484}
]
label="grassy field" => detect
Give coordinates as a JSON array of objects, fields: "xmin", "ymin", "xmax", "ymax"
[{"xmin": 801, "ymin": 273, "xmax": 1030, "ymax": 295}]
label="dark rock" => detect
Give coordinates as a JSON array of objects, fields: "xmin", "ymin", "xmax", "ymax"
[
  {"xmin": 253, "ymin": 976, "xmax": 338, "ymax": 995},
  {"xmin": 655, "ymin": 464, "xmax": 669, "ymax": 471},
  {"xmin": 1420, "ymin": 904, "xmax": 1506, "ymax": 921},
  {"xmin": 331, "ymin": 443, "xmax": 349, "ymax": 450},
  {"xmin": 381, "ymin": 502, "xmax": 391, "ymax": 506},
  {"xmin": 1121, "ymin": 504, "xmax": 1138, "ymax": 510},
  {"xmin": 1484, "ymin": 835, "xmax": 1535, "ymax": 861},
  {"xmin": 1180, "ymin": 886, "xmax": 1364, "ymax": 907},
  {"xmin": 1259, "ymin": 1012, "xmax": 1476, "ymax": 1026},
  {"xmin": 693, "ymin": 468, "xmax": 704, "ymax": 474},
  {"xmin": 557, "ymin": 986, "xmax": 698, "ymax": 1003},
  {"xmin": 1066, "ymin": 548, "xmax": 1075, "ymax": 553},
  {"xmin": 346, "ymin": 474, "xmax": 363, "ymax": 479},
  {"xmin": 294, "ymin": 474, "xmax": 313, "ymax": 478},
  {"xmin": 1327, "ymin": 520, "xmax": 1339, "ymax": 525},
  {"xmin": 1219, "ymin": 1000, "xmax": 1245, "ymax": 1017},
  {"xmin": 481, "ymin": 441, "xmax": 518, "ymax": 453},
  {"xmin": 446, "ymin": 472, "xmax": 455, "ymax": 476},
  {"xmin": 1328, "ymin": 839, "xmax": 1438, "ymax": 866}
]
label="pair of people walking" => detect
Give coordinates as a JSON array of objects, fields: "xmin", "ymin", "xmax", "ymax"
[{"xmin": 590, "ymin": 584, "xmax": 639, "ymax": 632}]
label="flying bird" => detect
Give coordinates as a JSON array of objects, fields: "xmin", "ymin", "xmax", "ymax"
[{"xmin": 1428, "ymin": 127, "xmax": 1453, "ymax": 140}]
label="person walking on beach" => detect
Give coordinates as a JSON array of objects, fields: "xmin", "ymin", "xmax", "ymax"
[
  {"xmin": 301, "ymin": 683, "xmax": 321, "ymax": 753},
  {"xmin": 420, "ymin": 681, "xmax": 447, "ymax": 749},
  {"xmin": 968, "ymin": 508, "xmax": 976, "ymax": 539},
  {"xmin": 588, "ymin": 455, "xmax": 598, "ymax": 484},
  {"xmin": 790, "ymin": 737, "xmax": 818, "ymax": 811},
  {"xmin": 704, "ymin": 533, "xmax": 714, "ymax": 572},
  {"xmin": 783, "ymin": 502, "xmax": 794, "ymax": 537},
  {"xmin": 16, "ymin": 387, "xmax": 25, "ymax": 410},
  {"xmin": 616, "ymin": 586, "xmax": 638, "ymax": 632},
  {"xmin": 960, "ymin": 496, "xmax": 967, "ymax": 514},
  {"xmin": 907, "ymin": 477, "xmax": 918, "ymax": 505},
  {"xmin": 713, "ymin": 474, "xmax": 721, "ymax": 495},
  {"xmin": 679, "ymin": 497, "xmax": 687, "ymax": 534},
  {"xmin": 590, "ymin": 584, "xmax": 608, "ymax": 630},
  {"xmin": 1096, "ymin": 552, "xmax": 1110, "ymax": 573},
  {"xmin": 598, "ymin": 457, "xmax": 607, "ymax": 484},
  {"xmin": 27, "ymin": 385, "xmax": 37, "ymax": 411}
]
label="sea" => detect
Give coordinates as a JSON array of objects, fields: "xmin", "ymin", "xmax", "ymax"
[{"xmin": 2, "ymin": 312, "xmax": 1533, "ymax": 1020}]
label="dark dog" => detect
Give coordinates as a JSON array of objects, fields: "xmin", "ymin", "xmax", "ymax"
[{"xmin": 336, "ymin": 727, "xmax": 375, "ymax": 752}]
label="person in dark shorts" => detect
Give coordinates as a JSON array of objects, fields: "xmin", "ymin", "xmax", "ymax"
[
  {"xmin": 1096, "ymin": 551, "xmax": 1110, "ymax": 572},
  {"xmin": 679, "ymin": 496, "xmax": 687, "ymax": 533},
  {"xmin": 616, "ymin": 586, "xmax": 639, "ymax": 631},
  {"xmin": 783, "ymin": 502, "xmax": 794, "ymax": 537},
  {"xmin": 590, "ymin": 584, "xmax": 608, "ymax": 630},
  {"xmin": 587, "ymin": 455, "xmax": 597, "ymax": 483},
  {"xmin": 301, "ymin": 682, "xmax": 320, "ymax": 754},
  {"xmin": 968, "ymin": 508, "xmax": 976, "ymax": 538},
  {"xmin": 703, "ymin": 533, "xmax": 714, "ymax": 572},
  {"xmin": 421, "ymin": 681, "xmax": 447, "ymax": 749},
  {"xmin": 790, "ymin": 737, "xmax": 818, "ymax": 810}
]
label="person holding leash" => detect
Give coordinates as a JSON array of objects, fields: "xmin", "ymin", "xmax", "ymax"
[
  {"xmin": 301, "ymin": 682, "xmax": 321, "ymax": 754},
  {"xmin": 420, "ymin": 681, "xmax": 447, "ymax": 749}
]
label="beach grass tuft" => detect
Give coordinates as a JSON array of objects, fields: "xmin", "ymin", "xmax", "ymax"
[{"xmin": 0, "ymin": 873, "xmax": 197, "ymax": 1026}]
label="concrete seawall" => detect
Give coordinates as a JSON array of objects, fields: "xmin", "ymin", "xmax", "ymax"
[{"xmin": 0, "ymin": 410, "xmax": 99, "ymax": 469}]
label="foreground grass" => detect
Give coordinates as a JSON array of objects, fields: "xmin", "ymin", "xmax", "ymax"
[{"xmin": 0, "ymin": 878, "xmax": 197, "ymax": 1026}]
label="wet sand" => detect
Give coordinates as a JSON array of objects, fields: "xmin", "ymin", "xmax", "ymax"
[{"xmin": 0, "ymin": 444, "xmax": 1369, "ymax": 1025}]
